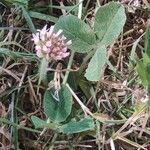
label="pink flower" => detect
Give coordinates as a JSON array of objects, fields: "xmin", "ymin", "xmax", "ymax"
[{"xmin": 32, "ymin": 25, "xmax": 72, "ymax": 61}]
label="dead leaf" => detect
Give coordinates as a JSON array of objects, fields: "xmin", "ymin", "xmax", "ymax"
[{"xmin": 0, "ymin": 102, "xmax": 7, "ymax": 118}]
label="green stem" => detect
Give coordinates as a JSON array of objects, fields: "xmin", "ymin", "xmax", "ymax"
[
  {"xmin": 63, "ymin": 0, "xmax": 83, "ymax": 84},
  {"xmin": 37, "ymin": 58, "xmax": 49, "ymax": 94},
  {"xmin": 38, "ymin": 58, "xmax": 49, "ymax": 85},
  {"xmin": 63, "ymin": 51, "xmax": 75, "ymax": 84},
  {"xmin": 0, "ymin": 118, "xmax": 41, "ymax": 133}
]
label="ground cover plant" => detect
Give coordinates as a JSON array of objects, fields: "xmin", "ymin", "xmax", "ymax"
[{"xmin": 0, "ymin": 0, "xmax": 150, "ymax": 149}]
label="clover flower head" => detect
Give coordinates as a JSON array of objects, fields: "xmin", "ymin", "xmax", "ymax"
[{"xmin": 32, "ymin": 25, "xmax": 72, "ymax": 61}]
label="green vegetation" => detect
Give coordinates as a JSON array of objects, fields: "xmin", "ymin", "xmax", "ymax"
[{"xmin": 0, "ymin": 0, "xmax": 150, "ymax": 149}]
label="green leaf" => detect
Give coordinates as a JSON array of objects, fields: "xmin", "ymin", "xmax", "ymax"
[
  {"xmin": 54, "ymin": 15, "xmax": 96, "ymax": 53},
  {"xmin": 21, "ymin": 6, "xmax": 36, "ymax": 33},
  {"xmin": 146, "ymin": 63, "xmax": 150, "ymax": 84},
  {"xmin": 29, "ymin": 11, "xmax": 58, "ymax": 23},
  {"xmin": 44, "ymin": 85, "xmax": 72, "ymax": 123},
  {"xmin": 0, "ymin": 48, "xmax": 37, "ymax": 61},
  {"xmin": 67, "ymin": 72, "xmax": 78, "ymax": 90},
  {"xmin": 59, "ymin": 117, "xmax": 94, "ymax": 134},
  {"xmin": 14, "ymin": 0, "xmax": 28, "ymax": 5},
  {"xmin": 130, "ymin": 33, "xmax": 145, "ymax": 61},
  {"xmin": 2, "ymin": 0, "xmax": 28, "ymax": 6},
  {"xmin": 136, "ymin": 54, "xmax": 150, "ymax": 86},
  {"xmin": 31, "ymin": 116, "xmax": 58, "ymax": 129},
  {"xmin": 31, "ymin": 116, "xmax": 47, "ymax": 128},
  {"xmin": 144, "ymin": 20, "xmax": 150, "ymax": 57},
  {"xmin": 143, "ymin": 53, "xmax": 150, "ymax": 65},
  {"xmin": 78, "ymin": 76, "xmax": 92, "ymax": 98},
  {"xmin": 136, "ymin": 60, "xmax": 148, "ymax": 86},
  {"xmin": 85, "ymin": 46, "xmax": 107, "ymax": 81},
  {"xmin": 94, "ymin": 2, "xmax": 126, "ymax": 46}
]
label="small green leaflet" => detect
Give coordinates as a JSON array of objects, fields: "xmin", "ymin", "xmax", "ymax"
[
  {"xmin": 85, "ymin": 46, "xmax": 107, "ymax": 81},
  {"xmin": 44, "ymin": 85, "xmax": 72, "ymax": 123},
  {"xmin": 94, "ymin": 2, "xmax": 126, "ymax": 47},
  {"xmin": 31, "ymin": 116, "xmax": 58, "ymax": 129},
  {"xmin": 54, "ymin": 15, "xmax": 96, "ymax": 53},
  {"xmin": 59, "ymin": 117, "xmax": 95, "ymax": 134}
]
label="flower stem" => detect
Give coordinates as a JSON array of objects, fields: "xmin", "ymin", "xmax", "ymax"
[
  {"xmin": 38, "ymin": 58, "xmax": 49, "ymax": 85},
  {"xmin": 62, "ymin": 0, "xmax": 83, "ymax": 84},
  {"xmin": 63, "ymin": 51, "xmax": 75, "ymax": 84},
  {"xmin": 37, "ymin": 58, "xmax": 49, "ymax": 94}
]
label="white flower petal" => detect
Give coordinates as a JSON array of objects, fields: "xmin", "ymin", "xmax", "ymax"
[
  {"xmin": 61, "ymin": 35, "xmax": 67, "ymax": 40},
  {"xmin": 35, "ymin": 45, "xmax": 41, "ymax": 51},
  {"xmin": 32, "ymin": 33, "xmax": 40, "ymax": 44},
  {"xmin": 40, "ymin": 34, "xmax": 45, "ymax": 41},
  {"xmin": 56, "ymin": 29, "xmax": 63, "ymax": 36},
  {"xmin": 43, "ymin": 45, "xmax": 48, "ymax": 52},
  {"xmin": 47, "ymin": 26, "xmax": 54, "ymax": 37},
  {"xmin": 66, "ymin": 40, "xmax": 72, "ymax": 45},
  {"xmin": 41, "ymin": 25, "xmax": 47, "ymax": 35}
]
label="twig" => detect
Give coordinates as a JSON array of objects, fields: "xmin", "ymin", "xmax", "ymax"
[
  {"xmin": 110, "ymin": 138, "xmax": 115, "ymax": 150},
  {"xmin": 66, "ymin": 83, "xmax": 93, "ymax": 117},
  {"xmin": 59, "ymin": 1, "xmax": 66, "ymax": 15},
  {"xmin": 0, "ymin": 67, "xmax": 21, "ymax": 82}
]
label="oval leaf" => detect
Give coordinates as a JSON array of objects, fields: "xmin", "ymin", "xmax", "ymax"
[
  {"xmin": 94, "ymin": 2, "xmax": 126, "ymax": 46},
  {"xmin": 44, "ymin": 85, "xmax": 72, "ymax": 123},
  {"xmin": 54, "ymin": 15, "xmax": 96, "ymax": 53},
  {"xmin": 59, "ymin": 117, "xmax": 94, "ymax": 134},
  {"xmin": 85, "ymin": 46, "xmax": 107, "ymax": 81},
  {"xmin": 31, "ymin": 116, "xmax": 58, "ymax": 129}
]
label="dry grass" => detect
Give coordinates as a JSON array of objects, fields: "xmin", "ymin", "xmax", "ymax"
[{"xmin": 0, "ymin": 0, "xmax": 150, "ymax": 150}]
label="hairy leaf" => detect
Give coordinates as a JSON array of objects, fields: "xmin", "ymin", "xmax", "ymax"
[
  {"xmin": 54, "ymin": 15, "xmax": 96, "ymax": 53},
  {"xmin": 85, "ymin": 46, "xmax": 107, "ymax": 81},
  {"xmin": 60, "ymin": 117, "xmax": 94, "ymax": 134},
  {"xmin": 94, "ymin": 2, "xmax": 126, "ymax": 46},
  {"xmin": 31, "ymin": 116, "xmax": 58, "ymax": 129},
  {"xmin": 44, "ymin": 85, "xmax": 72, "ymax": 123}
]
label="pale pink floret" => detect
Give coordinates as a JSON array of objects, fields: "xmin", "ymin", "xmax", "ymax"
[
  {"xmin": 32, "ymin": 25, "xmax": 72, "ymax": 61},
  {"xmin": 32, "ymin": 33, "xmax": 40, "ymax": 44},
  {"xmin": 46, "ymin": 41, "xmax": 52, "ymax": 47},
  {"xmin": 62, "ymin": 52, "xmax": 69, "ymax": 58},
  {"xmin": 36, "ymin": 50, "xmax": 43, "ymax": 58},
  {"xmin": 35, "ymin": 45, "xmax": 41, "ymax": 51},
  {"xmin": 43, "ymin": 45, "xmax": 48, "ymax": 52}
]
